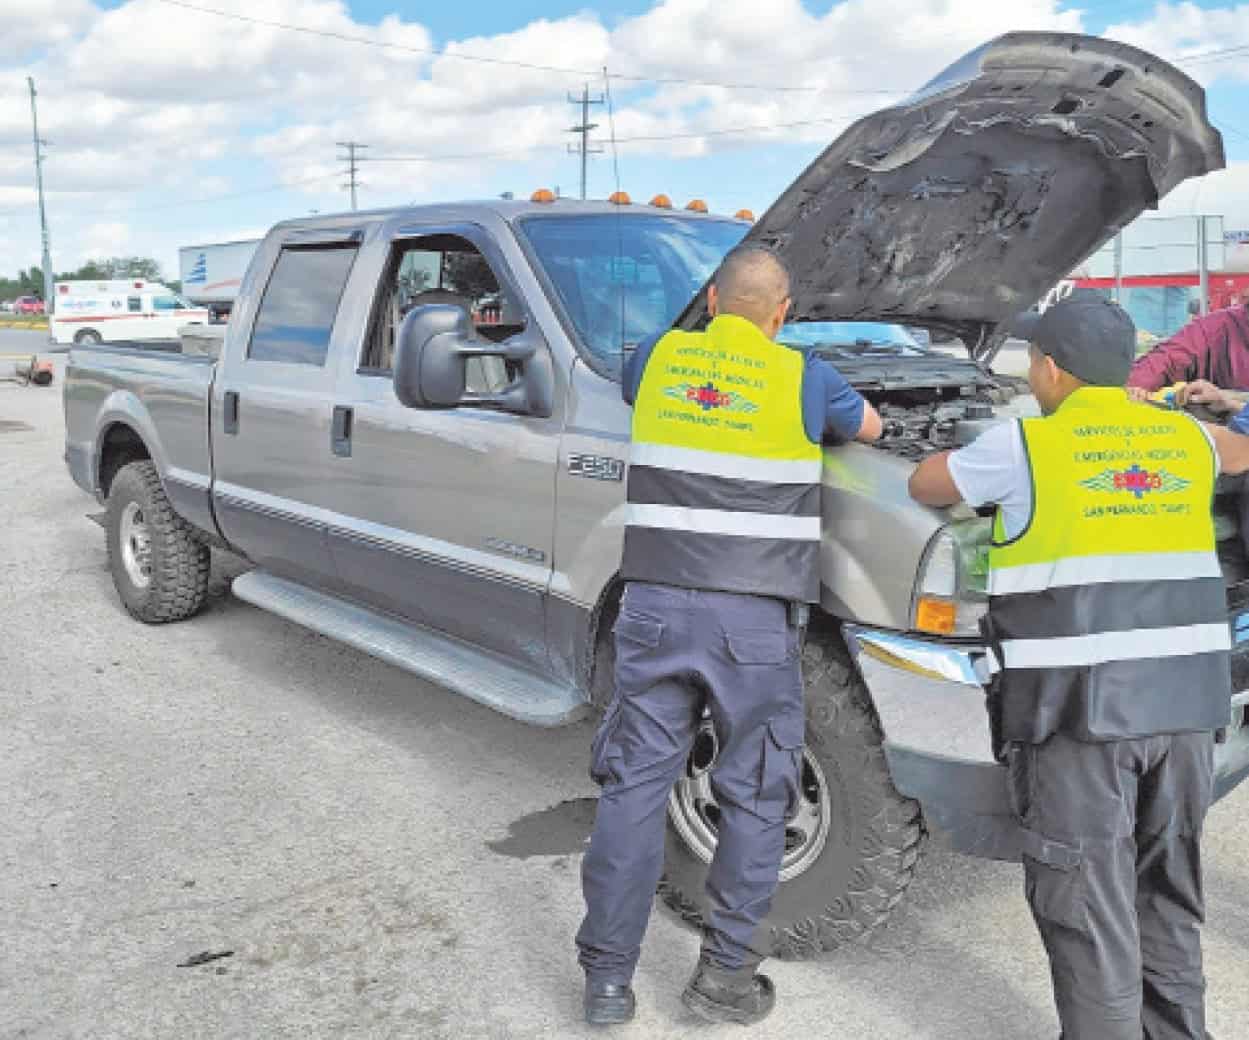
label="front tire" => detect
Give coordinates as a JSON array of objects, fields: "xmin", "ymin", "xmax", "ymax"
[
  {"xmin": 74, "ymin": 329, "xmax": 103, "ymax": 346},
  {"xmin": 106, "ymin": 461, "xmax": 210, "ymax": 623},
  {"xmin": 659, "ymin": 624, "xmax": 924, "ymax": 958}
]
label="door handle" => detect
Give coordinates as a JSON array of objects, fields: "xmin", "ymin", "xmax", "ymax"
[
  {"xmin": 223, "ymin": 390, "xmax": 239, "ymax": 435},
  {"xmin": 331, "ymin": 405, "xmax": 353, "ymax": 457}
]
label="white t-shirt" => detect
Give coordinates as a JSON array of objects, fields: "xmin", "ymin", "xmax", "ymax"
[{"xmin": 946, "ymin": 421, "xmax": 1033, "ymax": 540}]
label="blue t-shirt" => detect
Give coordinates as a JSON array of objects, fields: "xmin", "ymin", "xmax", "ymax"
[
  {"xmin": 1231, "ymin": 404, "xmax": 1249, "ymax": 437},
  {"xmin": 623, "ymin": 333, "xmax": 865, "ymax": 443}
]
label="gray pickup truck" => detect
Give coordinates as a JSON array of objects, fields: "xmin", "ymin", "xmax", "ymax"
[{"xmin": 64, "ymin": 32, "xmax": 1249, "ymax": 959}]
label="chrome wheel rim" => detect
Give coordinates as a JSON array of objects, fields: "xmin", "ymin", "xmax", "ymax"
[
  {"xmin": 668, "ymin": 721, "xmax": 832, "ymax": 882},
  {"xmin": 119, "ymin": 501, "xmax": 152, "ymax": 589}
]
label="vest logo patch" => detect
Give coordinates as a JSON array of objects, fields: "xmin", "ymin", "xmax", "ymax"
[
  {"xmin": 664, "ymin": 381, "xmax": 758, "ymax": 414},
  {"xmin": 1079, "ymin": 464, "xmax": 1191, "ymax": 499}
]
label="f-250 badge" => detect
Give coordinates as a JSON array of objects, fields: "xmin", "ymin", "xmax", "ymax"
[{"xmin": 568, "ymin": 453, "xmax": 625, "ymax": 482}]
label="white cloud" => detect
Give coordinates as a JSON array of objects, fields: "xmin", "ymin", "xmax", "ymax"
[
  {"xmin": 1159, "ymin": 160, "xmax": 1249, "ymax": 229},
  {"xmin": 0, "ymin": 0, "xmax": 98, "ymax": 62},
  {"xmin": 1, "ymin": 0, "xmax": 1247, "ymax": 279},
  {"xmin": 1104, "ymin": 3, "xmax": 1249, "ymax": 85}
]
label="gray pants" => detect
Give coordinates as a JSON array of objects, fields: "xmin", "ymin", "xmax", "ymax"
[
  {"xmin": 576, "ymin": 582, "xmax": 804, "ymax": 984},
  {"xmin": 1006, "ymin": 731, "xmax": 1214, "ymax": 1040}
]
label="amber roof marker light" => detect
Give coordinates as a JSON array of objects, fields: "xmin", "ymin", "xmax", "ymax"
[
  {"xmin": 649, "ymin": 194, "xmax": 673, "ymax": 208},
  {"xmin": 685, "ymin": 199, "xmax": 708, "ymax": 213},
  {"xmin": 609, "ymin": 190, "xmax": 632, "ymax": 205},
  {"xmin": 530, "ymin": 188, "xmax": 556, "ymax": 203},
  {"xmin": 735, "ymin": 209, "xmax": 755, "ymax": 222}
]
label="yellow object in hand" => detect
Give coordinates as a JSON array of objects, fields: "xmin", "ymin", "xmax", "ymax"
[{"xmin": 1147, "ymin": 382, "xmax": 1188, "ymax": 408}]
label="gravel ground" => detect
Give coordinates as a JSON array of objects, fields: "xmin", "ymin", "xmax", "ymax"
[{"xmin": 2, "ymin": 346, "xmax": 1248, "ymax": 1039}]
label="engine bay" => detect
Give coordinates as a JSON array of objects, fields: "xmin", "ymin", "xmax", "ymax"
[{"xmin": 857, "ymin": 380, "xmax": 1026, "ymax": 461}]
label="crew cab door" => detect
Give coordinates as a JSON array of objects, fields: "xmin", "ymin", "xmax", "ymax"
[
  {"xmin": 210, "ymin": 225, "xmax": 363, "ymax": 590},
  {"xmin": 326, "ymin": 222, "xmax": 560, "ymax": 672}
]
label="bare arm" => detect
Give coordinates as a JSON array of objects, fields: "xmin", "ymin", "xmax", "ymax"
[
  {"xmin": 856, "ymin": 401, "xmax": 883, "ymax": 443},
  {"xmin": 1204, "ymin": 423, "xmax": 1249, "ymax": 475},
  {"xmin": 908, "ymin": 450, "xmax": 963, "ymax": 506}
]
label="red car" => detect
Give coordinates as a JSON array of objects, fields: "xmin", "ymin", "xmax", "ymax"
[{"xmin": 14, "ymin": 296, "xmax": 45, "ymax": 315}]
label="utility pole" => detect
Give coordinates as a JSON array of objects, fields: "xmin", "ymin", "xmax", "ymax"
[
  {"xmin": 1112, "ymin": 231, "xmax": 1123, "ymax": 305},
  {"xmin": 337, "ymin": 141, "xmax": 368, "ymax": 211},
  {"xmin": 27, "ymin": 77, "xmax": 54, "ymax": 316},
  {"xmin": 1197, "ymin": 215, "xmax": 1210, "ymax": 316},
  {"xmin": 567, "ymin": 85, "xmax": 604, "ymax": 200}
]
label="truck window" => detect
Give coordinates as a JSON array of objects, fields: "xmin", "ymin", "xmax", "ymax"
[
  {"xmin": 249, "ymin": 245, "xmax": 358, "ymax": 366},
  {"xmin": 361, "ymin": 235, "xmax": 522, "ymax": 394},
  {"xmin": 128, "ymin": 297, "xmax": 141, "ymax": 313}
]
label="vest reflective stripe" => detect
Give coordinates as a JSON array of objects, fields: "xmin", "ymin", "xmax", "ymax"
[
  {"xmin": 988, "ymin": 550, "xmax": 1224, "ymax": 595},
  {"xmin": 624, "ymin": 503, "xmax": 821, "ymax": 540},
  {"xmin": 995, "ymin": 623, "xmax": 1231, "ymax": 671},
  {"xmin": 622, "ymin": 314, "xmax": 823, "ymax": 603},
  {"xmin": 985, "ymin": 387, "xmax": 1230, "ymax": 743},
  {"xmin": 630, "ymin": 441, "xmax": 823, "ymax": 484}
]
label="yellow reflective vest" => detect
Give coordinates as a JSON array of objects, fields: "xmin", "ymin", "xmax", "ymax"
[
  {"xmin": 986, "ymin": 386, "xmax": 1231, "ymax": 743},
  {"xmin": 622, "ymin": 314, "xmax": 823, "ymax": 602}
]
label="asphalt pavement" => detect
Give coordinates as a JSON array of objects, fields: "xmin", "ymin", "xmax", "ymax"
[{"xmin": 3, "ymin": 346, "xmax": 1249, "ymax": 1039}]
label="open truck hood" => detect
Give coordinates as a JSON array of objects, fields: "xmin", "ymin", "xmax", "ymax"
[{"xmin": 678, "ymin": 31, "xmax": 1224, "ymax": 363}]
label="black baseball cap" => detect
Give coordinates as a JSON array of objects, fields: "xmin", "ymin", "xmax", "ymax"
[{"xmin": 1008, "ymin": 289, "xmax": 1136, "ymax": 386}]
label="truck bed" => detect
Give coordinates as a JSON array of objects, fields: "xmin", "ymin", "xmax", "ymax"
[{"xmin": 63, "ymin": 345, "xmax": 217, "ymax": 534}]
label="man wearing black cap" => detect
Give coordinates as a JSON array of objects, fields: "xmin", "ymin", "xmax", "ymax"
[{"xmin": 909, "ymin": 289, "xmax": 1242, "ymax": 1039}]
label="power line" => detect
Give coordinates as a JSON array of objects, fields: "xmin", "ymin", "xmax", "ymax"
[
  {"xmin": 149, "ymin": 0, "xmax": 905, "ymax": 94},
  {"xmin": 567, "ymin": 85, "xmax": 604, "ymax": 200},
  {"xmin": 337, "ymin": 141, "xmax": 367, "ymax": 211},
  {"xmin": 1173, "ymin": 43, "xmax": 1249, "ymax": 68},
  {"xmin": 358, "ymin": 114, "xmax": 859, "ymax": 165}
]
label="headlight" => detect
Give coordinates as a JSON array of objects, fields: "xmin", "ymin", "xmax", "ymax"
[{"xmin": 912, "ymin": 518, "xmax": 991, "ymax": 637}]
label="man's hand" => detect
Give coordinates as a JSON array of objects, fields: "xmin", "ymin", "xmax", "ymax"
[
  {"xmin": 1126, "ymin": 385, "xmax": 1150, "ymax": 403},
  {"xmin": 1178, "ymin": 380, "xmax": 1245, "ymax": 415},
  {"xmin": 908, "ymin": 450, "xmax": 964, "ymax": 506}
]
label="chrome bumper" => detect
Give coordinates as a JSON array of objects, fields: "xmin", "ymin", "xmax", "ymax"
[
  {"xmin": 843, "ymin": 624, "xmax": 994, "ymax": 765},
  {"xmin": 843, "ymin": 624, "xmax": 1249, "ymax": 860}
]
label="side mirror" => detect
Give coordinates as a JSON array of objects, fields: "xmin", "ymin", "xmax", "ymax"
[{"xmin": 393, "ymin": 304, "xmax": 553, "ymax": 417}]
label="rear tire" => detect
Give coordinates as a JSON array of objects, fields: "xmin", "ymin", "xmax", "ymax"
[
  {"xmin": 659, "ymin": 623, "xmax": 924, "ymax": 958},
  {"xmin": 74, "ymin": 329, "xmax": 103, "ymax": 346},
  {"xmin": 106, "ymin": 461, "xmax": 210, "ymax": 623}
]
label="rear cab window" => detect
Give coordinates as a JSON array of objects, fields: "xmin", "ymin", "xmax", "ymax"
[{"xmin": 249, "ymin": 245, "xmax": 359, "ymax": 366}]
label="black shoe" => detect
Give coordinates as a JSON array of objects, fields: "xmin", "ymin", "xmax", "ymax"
[
  {"xmin": 584, "ymin": 979, "xmax": 636, "ymax": 1026},
  {"xmin": 681, "ymin": 961, "xmax": 775, "ymax": 1025}
]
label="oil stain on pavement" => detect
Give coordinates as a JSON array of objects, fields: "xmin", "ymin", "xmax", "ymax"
[{"xmin": 487, "ymin": 797, "xmax": 597, "ymax": 859}]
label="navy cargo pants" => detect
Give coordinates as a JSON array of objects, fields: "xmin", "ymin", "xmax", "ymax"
[
  {"xmin": 1007, "ymin": 731, "xmax": 1214, "ymax": 1040},
  {"xmin": 576, "ymin": 582, "xmax": 804, "ymax": 984}
]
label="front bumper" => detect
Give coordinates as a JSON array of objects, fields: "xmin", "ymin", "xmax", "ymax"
[{"xmin": 844, "ymin": 624, "xmax": 1249, "ymax": 862}]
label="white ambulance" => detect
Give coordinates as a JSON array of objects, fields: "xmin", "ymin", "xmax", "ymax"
[{"xmin": 50, "ymin": 280, "xmax": 209, "ymax": 346}]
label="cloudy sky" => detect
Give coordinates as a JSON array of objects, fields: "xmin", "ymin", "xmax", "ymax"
[{"xmin": 1, "ymin": 0, "xmax": 1247, "ymax": 282}]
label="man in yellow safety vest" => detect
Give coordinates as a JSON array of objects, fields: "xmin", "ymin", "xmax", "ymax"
[
  {"xmin": 909, "ymin": 289, "xmax": 1249, "ymax": 1039},
  {"xmin": 576, "ymin": 246, "xmax": 882, "ymax": 1026}
]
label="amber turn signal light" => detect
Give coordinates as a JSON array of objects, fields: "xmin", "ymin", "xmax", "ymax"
[{"xmin": 914, "ymin": 597, "xmax": 958, "ymax": 636}]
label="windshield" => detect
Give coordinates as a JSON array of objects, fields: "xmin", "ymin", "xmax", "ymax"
[
  {"xmin": 519, "ymin": 214, "xmax": 748, "ymax": 370},
  {"xmin": 778, "ymin": 321, "xmax": 927, "ymax": 357}
]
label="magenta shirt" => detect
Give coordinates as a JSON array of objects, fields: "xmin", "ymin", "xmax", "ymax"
[{"xmin": 1127, "ymin": 305, "xmax": 1249, "ymax": 390}]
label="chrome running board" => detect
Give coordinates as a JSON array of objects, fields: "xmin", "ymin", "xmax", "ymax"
[{"xmin": 232, "ymin": 570, "xmax": 588, "ymax": 727}]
